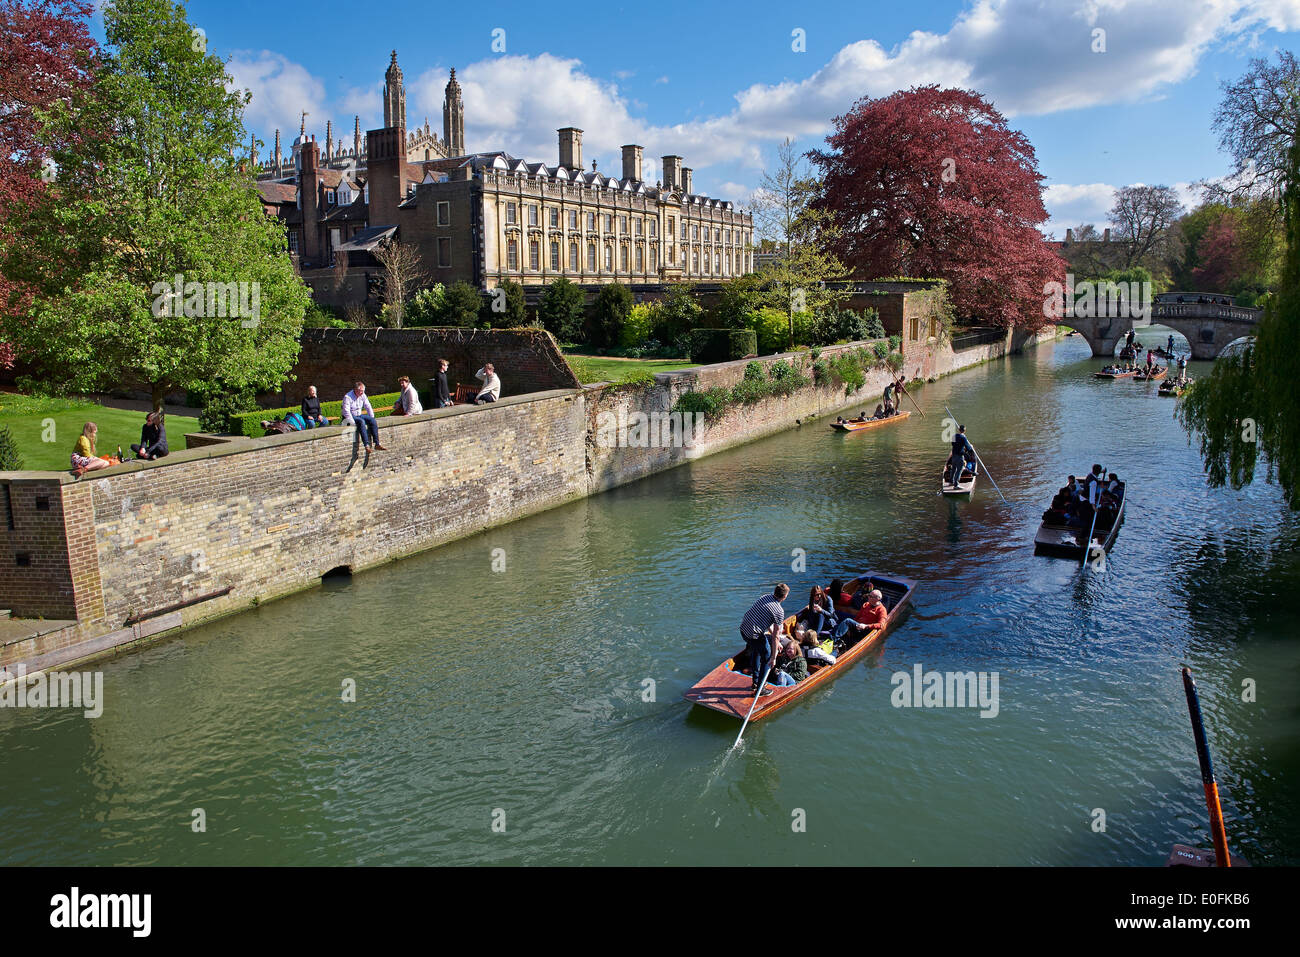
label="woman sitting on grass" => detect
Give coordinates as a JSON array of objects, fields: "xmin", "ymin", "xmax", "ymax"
[{"xmin": 71, "ymin": 422, "xmax": 112, "ymax": 474}]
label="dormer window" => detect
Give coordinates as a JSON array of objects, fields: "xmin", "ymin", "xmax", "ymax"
[{"xmin": 325, "ymin": 188, "xmax": 337, "ymax": 205}]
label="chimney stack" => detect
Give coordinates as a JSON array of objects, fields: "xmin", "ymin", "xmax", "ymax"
[
  {"xmin": 662, "ymin": 155, "xmax": 682, "ymax": 190},
  {"xmin": 621, "ymin": 144, "xmax": 644, "ymax": 182},
  {"xmin": 366, "ymin": 126, "xmax": 408, "ymax": 227},
  {"xmin": 682, "ymin": 167, "xmax": 693, "ymax": 195},
  {"xmin": 558, "ymin": 127, "xmax": 583, "ymax": 170},
  {"xmin": 1103, "ymin": 227, "xmax": 1111, "ymax": 242},
  {"xmin": 300, "ymin": 139, "xmax": 322, "ymax": 263}
]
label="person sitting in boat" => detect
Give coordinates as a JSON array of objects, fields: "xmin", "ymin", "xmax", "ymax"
[
  {"xmin": 883, "ymin": 397, "xmax": 896, "ymax": 417},
  {"xmin": 795, "ymin": 586, "xmax": 839, "ymax": 634},
  {"xmin": 873, "ymin": 403, "xmax": 886, "ymax": 418},
  {"xmin": 833, "ymin": 590, "xmax": 887, "ymax": 646},
  {"xmin": 801, "ymin": 630, "xmax": 837, "ymax": 669},
  {"xmin": 738, "ymin": 584, "xmax": 789, "ymax": 696},
  {"xmin": 771, "ymin": 640, "xmax": 809, "ymax": 686}
]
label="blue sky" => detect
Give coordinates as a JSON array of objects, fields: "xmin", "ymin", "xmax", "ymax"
[{"xmin": 162, "ymin": 0, "xmax": 1300, "ymax": 235}]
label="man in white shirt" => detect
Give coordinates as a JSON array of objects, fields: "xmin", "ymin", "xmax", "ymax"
[
  {"xmin": 341, "ymin": 381, "xmax": 386, "ymax": 451},
  {"xmin": 472, "ymin": 363, "xmax": 501, "ymax": 404},
  {"xmin": 392, "ymin": 375, "xmax": 422, "ymax": 416}
]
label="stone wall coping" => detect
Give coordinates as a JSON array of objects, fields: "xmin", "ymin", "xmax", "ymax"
[
  {"xmin": 651, "ymin": 338, "xmax": 886, "ymax": 384},
  {"xmin": 0, "ymin": 387, "xmax": 584, "ymax": 485}
]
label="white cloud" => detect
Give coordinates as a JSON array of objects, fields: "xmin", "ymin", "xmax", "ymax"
[
  {"xmin": 228, "ymin": 51, "xmax": 327, "ymax": 142},
  {"xmin": 1041, "ymin": 180, "xmax": 1203, "ymax": 237}
]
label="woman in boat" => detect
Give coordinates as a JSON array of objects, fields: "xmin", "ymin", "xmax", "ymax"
[
  {"xmin": 795, "ymin": 585, "xmax": 838, "ymax": 634},
  {"xmin": 828, "ymin": 578, "xmax": 852, "ymax": 607}
]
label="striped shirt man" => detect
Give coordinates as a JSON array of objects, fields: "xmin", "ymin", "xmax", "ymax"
[{"xmin": 739, "ymin": 585, "xmax": 790, "ymax": 693}]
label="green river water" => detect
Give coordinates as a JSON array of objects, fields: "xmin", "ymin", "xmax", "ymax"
[{"xmin": 2, "ymin": 330, "xmax": 1297, "ymax": 866}]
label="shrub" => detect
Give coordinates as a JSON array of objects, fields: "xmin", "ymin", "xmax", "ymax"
[
  {"xmin": 672, "ymin": 387, "xmax": 730, "ymax": 422},
  {"xmin": 887, "ymin": 352, "xmax": 905, "ymax": 372},
  {"xmin": 565, "ymin": 354, "xmax": 595, "ymax": 385},
  {"xmin": 687, "ymin": 328, "xmax": 756, "ymax": 364},
  {"xmin": 743, "ymin": 361, "xmax": 766, "ymax": 382},
  {"xmin": 864, "ymin": 312, "xmax": 886, "ymax": 340},
  {"xmin": 406, "ymin": 284, "xmax": 446, "ymax": 326},
  {"xmin": 711, "ymin": 282, "xmax": 759, "ymax": 329},
  {"xmin": 539, "ymin": 277, "xmax": 586, "ymax": 342},
  {"xmin": 484, "ymin": 280, "xmax": 527, "ymax": 328},
  {"xmin": 610, "ymin": 368, "xmax": 657, "ymax": 391},
  {"xmin": 812, "ymin": 359, "xmax": 830, "ymax": 384},
  {"xmin": 655, "ymin": 284, "xmax": 704, "ymax": 343},
  {"xmin": 888, "ymin": 334, "xmax": 901, "ymax": 352},
  {"xmin": 591, "ymin": 283, "xmax": 634, "ymax": 346},
  {"xmin": 621, "ymin": 302, "xmax": 659, "ymax": 348},
  {"xmin": 0, "ymin": 425, "xmax": 23, "ymax": 470},
  {"xmin": 198, "ymin": 387, "xmax": 258, "ymax": 434},
  {"xmin": 829, "ymin": 352, "xmax": 867, "ymax": 394},
  {"xmin": 749, "ymin": 307, "xmax": 790, "ymax": 354},
  {"xmin": 872, "ymin": 341, "xmax": 889, "ymax": 361},
  {"xmin": 304, "ymin": 301, "xmax": 346, "ymax": 328},
  {"xmin": 442, "ymin": 281, "xmax": 485, "ymax": 327},
  {"xmin": 226, "ymin": 392, "xmax": 402, "ymax": 438}
]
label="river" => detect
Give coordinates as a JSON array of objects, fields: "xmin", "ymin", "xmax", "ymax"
[{"xmin": 3, "ymin": 330, "xmax": 1297, "ymax": 866}]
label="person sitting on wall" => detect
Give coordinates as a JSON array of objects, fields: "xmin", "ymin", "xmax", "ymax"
[
  {"xmin": 472, "ymin": 363, "xmax": 501, "ymax": 404},
  {"xmin": 342, "ymin": 381, "xmax": 387, "ymax": 452},
  {"xmin": 130, "ymin": 409, "xmax": 169, "ymax": 460},
  {"xmin": 390, "ymin": 376, "xmax": 423, "ymax": 417},
  {"xmin": 301, "ymin": 386, "xmax": 330, "ymax": 427},
  {"xmin": 71, "ymin": 422, "xmax": 113, "ymax": 474},
  {"xmin": 433, "ymin": 359, "xmax": 454, "ymax": 408}
]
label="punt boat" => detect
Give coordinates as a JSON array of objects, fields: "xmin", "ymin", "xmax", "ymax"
[
  {"xmin": 1033, "ymin": 480, "xmax": 1126, "ymax": 559},
  {"xmin": 830, "ymin": 410, "xmax": 911, "ymax": 432},
  {"xmin": 1094, "ymin": 369, "xmax": 1137, "ymax": 379},
  {"xmin": 941, "ymin": 460, "xmax": 978, "ymax": 497},
  {"xmin": 682, "ymin": 573, "xmax": 916, "ymax": 723},
  {"xmin": 1134, "ymin": 367, "xmax": 1167, "ymax": 381}
]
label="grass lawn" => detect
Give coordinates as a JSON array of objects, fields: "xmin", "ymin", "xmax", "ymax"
[
  {"xmin": 562, "ymin": 353, "xmax": 698, "ymax": 384},
  {"xmin": 0, "ymin": 395, "xmax": 200, "ymax": 472}
]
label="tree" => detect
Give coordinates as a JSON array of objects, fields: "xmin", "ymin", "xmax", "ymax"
[
  {"xmin": 653, "ymin": 282, "xmax": 703, "ymax": 345},
  {"xmin": 441, "ymin": 281, "xmax": 484, "ymax": 327},
  {"xmin": 373, "ymin": 239, "xmax": 427, "ymax": 329},
  {"xmin": 752, "ymin": 138, "xmax": 846, "ymax": 347},
  {"xmin": 0, "ymin": 0, "xmax": 98, "ymax": 369},
  {"xmin": 405, "ymin": 283, "xmax": 446, "ymax": 325},
  {"xmin": 484, "ymin": 279, "xmax": 526, "ymax": 328},
  {"xmin": 1210, "ymin": 51, "xmax": 1300, "ymax": 204},
  {"xmin": 0, "ymin": 0, "xmax": 309, "ymax": 409},
  {"xmin": 590, "ymin": 282, "xmax": 633, "ymax": 346},
  {"xmin": 537, "ymin": 277, "xmax": 585, "ymax": 342},
  {"xmin": 1108, "ymin": 185, "xmax": 1184, "ymax": 270},
  {"xmin": 1178, "ymin": 119, "xmax": 1300, "ymax": 510},
  {"xmin": 811, "ymin": 86, "xmax": 1064, "ymax": 329}
]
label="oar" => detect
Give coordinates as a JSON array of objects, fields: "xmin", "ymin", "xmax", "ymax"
[
  {"xmin": 943, "ymin": 405, "xmax": 1009, "ymax": 506},
  {"xmin": 733, "ymin": 644, "xmax": 775, "ymax": 749},
  {"xmin": 1080, "ymin": 506, "xmax": 1100, "ymax": 569},
  {"xmin": 1181, "ymin": 667, "xmax": 1233, "ymax": 867}
]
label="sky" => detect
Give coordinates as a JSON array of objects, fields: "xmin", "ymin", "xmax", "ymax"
[{"xmin": 144, "ymin": 0, "xmax": 1300, "ymax": 236}]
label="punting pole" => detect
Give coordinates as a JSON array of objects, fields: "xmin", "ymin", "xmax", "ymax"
[
  {"xmin": 1080, "ymin": 508, "xmax": 1100, "ymax": 569},
  {"xmin": 900, "ymin": 375, "xmax": 925, "ymax": 417},
  {"xmin": 943, "ymin": 405, "xmax": 1009, "ymax": 505},
  {"xmin": 733, "ymin": 656, "xmax": 774, "ymax": 749},
  {"xmin": 1182, "ymin": 667, "xmax": 1232, "ymax": 867}
]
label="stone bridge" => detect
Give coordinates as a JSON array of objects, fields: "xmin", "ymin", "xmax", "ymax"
[{"xmin": 1057, "ymin": 297, "xmax": 1262, "ymax": 359}]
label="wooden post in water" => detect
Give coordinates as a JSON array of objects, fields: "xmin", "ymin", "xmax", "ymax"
[{"xmin": 1181, "ymin": 667, "xmax": 1232, "ymax": 867}]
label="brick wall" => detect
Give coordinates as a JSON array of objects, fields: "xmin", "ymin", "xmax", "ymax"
[
  {"xmin": 271, "ymin": 326, "xmax": 579, "ymax": 408},
  {"xmin": 0, "ymin": 477, "xmax": 87, "ymax": 619}
]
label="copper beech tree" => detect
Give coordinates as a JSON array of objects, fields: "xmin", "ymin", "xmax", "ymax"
[
  {"xmin": 0, "ymin": 0, "xmax": 99, "ymax": 369},
  {"xmin": 810, "ymin": 86, "xmax": 1064, "ymax": 329}
]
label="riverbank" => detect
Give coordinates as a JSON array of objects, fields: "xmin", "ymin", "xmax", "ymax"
[{"xmin": 0, "ymin": 326, "xmax": 1053, "ymax": 680}]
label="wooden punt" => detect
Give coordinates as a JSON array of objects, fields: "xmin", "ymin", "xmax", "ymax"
[
  {"xmin": 1094, "ymin": 369, "xmax": 1137, "ymax": 379},
  {"xmin": 682, "ymin": 573, "xmax": 916, "ymax": 723},
  {"xmin": 941, "ymin": 461, "xmax": 978, "ymax": 497},
  {"xmin": 830, "ymin": 410, "xmax": 911, "ymax": 432},
  {"xmin": 1159, "ymin": 377, "xmax": 1191, "ymax": 397},
  {"xmin": 1033, "ymin": 481, "xmax": 1126, "ymax": 559},
  {"xmin": 1134, "ymin": 367, "xmax": 1167, "ymax": 381}
]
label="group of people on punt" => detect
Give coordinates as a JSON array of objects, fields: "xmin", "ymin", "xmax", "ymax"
[
  {"xmin": 738, "ymin": 580, "xmax": 889, "ymax": 696},
  {"xmin": 1041, "ymin": 464, "xmax": 1123, "ymax": 531},
  {"xmin": 943, "ymin": 424, "xmax": 978, "ymax": 488}
]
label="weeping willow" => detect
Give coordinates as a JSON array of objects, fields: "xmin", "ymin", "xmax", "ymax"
[{"xmin": 1178, "ymin": 123, "xmax": 1300, "ymax": 510}]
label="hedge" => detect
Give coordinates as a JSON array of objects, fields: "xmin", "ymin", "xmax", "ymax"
[
  {"xmin": 687, "ymin": 328, "xmax": 757, "ymax": 364},
  {"xmin": 227, "ymin": 391, "xmax": 403, "ymax": 438}
]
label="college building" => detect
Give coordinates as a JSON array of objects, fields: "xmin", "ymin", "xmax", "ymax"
[{"xmin": 255, "ymin": 53, "xmax": 755, "ymax": 311}]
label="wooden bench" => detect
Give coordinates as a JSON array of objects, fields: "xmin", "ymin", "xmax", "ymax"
[{"xmin": 453, "ymin": 383, "xmax": 477, "ymax": 403}]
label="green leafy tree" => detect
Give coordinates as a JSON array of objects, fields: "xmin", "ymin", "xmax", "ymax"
[
  {"xmin": 711, "ymin": 277, "xmax": 761, "ymax": 329},
  {"xmin": 1179, "ymin": 121, "xmax": 1300, "ymax": 509},
  {"xmin": 405, "ymin": 284, "xmax": 446, "ymax": 325},
  {"xmin": 483, "ymin": 279, "xmax": 527, "ymax": 328},
  {"xmin": 538, "ymin": 276, "xmax": 585, "ymax": 342},
  {"xmin": 751, "ymin": 138, "xmax": 848, "ymax": 347},
  {"xmin": 0, "ymin": 0, "xmax": 309, "ymax": 409},
  {"xmin": 441, "ymin": 281, "xmax": 484, "ymax": 327},
  {"xmin": 591, "ymin": 282, "xmax": 633, "ymax": 346},
  {"xmin": 653, "ymin": 283, "xmax": 704, "ymax": 345}
]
